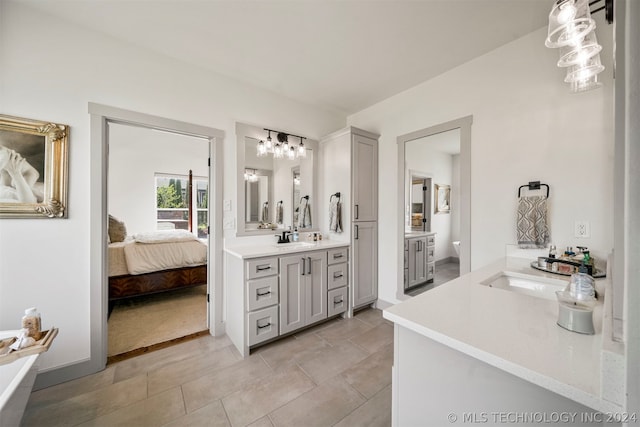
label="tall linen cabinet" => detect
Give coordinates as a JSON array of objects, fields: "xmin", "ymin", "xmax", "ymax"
[{"xmin": 320, "ymin": 126, "xmax": 379, "ymax": 314}]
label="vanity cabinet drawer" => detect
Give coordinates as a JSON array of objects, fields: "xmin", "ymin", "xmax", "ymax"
[
  {"xmin": 246, "ymin": 257, "xmax": 278, "ymax": 280},
  {"xmin": 247, "ymin": 276, "xmax": 279, "ymax": 311},
  {"xmin": 327, "ymin": 248, "xmax": 348, "ymax": 265},
  {"xmin": 427, "ymin": 235, "xmax": 435, "ymax": 247},
  {"xmin": 328, "ymin": 287, "xmax": 348, "ymax": 317},
  {"xmin": 327, "ymin": 263, "xmax": 348, "ymax": 290},
  {"xmin": 427, "ymin": 262, "xmax": 435, "ymax": 281},
  {"xmin": 248, "ymin": 305, "xmax": 279, "ymax": 346},
  {"xmin": 426, "ymin": 246, "xmax": 435, "ymax": 261}
]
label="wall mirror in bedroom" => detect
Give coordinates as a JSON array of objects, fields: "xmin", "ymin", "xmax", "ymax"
[
  {"xmin": 236, "ymin": 122, "xmax": 318, "ymax": 236},
  {"xmin": 397, "ymin": 116, "xmax": 472, "ymax": 300}
]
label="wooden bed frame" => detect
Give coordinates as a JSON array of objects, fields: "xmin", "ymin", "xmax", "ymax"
[{"xmin": 109, "ymin": 264, "xmax": 207, "ymax": 301}]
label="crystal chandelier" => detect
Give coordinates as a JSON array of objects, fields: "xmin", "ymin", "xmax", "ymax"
[{"xmin": 257, "ymin": 129, "xmax": 307, "ymax": 160}]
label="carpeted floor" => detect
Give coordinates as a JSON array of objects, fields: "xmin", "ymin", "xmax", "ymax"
[{"xmin": 108, "ymin": 284, "xmax": 207, "ymax": 357}]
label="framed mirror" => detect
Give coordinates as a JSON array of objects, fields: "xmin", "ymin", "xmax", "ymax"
[{"xmin": 236, "ymin": 122, "xmax": 318, "ymax": 236}]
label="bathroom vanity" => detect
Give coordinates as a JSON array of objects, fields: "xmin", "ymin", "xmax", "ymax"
[
  {"xmin": 384, "ymin": 257, "xmax": 624, "ymax": 426},
  {"xmin": 403, "ymin": 232, "xmax": 435, "ymax": 290},
  {"xmin": 225, "ymin": 240, "xmax": 350, "ymax": 357}
]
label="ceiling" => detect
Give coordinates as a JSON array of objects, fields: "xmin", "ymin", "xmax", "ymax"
[{"xmin": 21, "ymin": 0, "xmax": 551, "ymax": 116}]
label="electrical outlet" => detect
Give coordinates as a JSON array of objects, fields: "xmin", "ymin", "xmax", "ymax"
[
  {"xmin": 574, "ymin": 220, "xmax": 590, "ymax": 238},
  {"xmin": 223, "ymin": 200, "xmax": 232, "ymax": 211}
]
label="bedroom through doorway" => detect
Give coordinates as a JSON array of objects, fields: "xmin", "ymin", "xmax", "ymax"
[{"xmin": 106, "ymin": 122, "xmax": 211, "ymax": 361}]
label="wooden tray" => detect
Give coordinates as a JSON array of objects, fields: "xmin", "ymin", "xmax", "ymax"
[{"xmin": 0, "ymin": 328, "xmax": 58, "ymax": 366}]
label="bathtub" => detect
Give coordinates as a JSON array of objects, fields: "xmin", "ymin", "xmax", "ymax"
[{"xmin": 0, "ymin": 330, "xmax": 41, "ymax": 426}]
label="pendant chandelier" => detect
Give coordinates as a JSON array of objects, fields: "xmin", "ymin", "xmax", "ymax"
[
  {"xmin": 544, "ymin": 0, "xmax": 612, "ymax": 93},
  {"xmin": 257, "ymin": 128, "xmax": 307, "ymax": 160}
]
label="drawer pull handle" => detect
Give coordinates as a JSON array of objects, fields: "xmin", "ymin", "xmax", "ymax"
[
  {"xmin": 256, "ymin": 265, "xmax": 272, "ymax": 271},
  {"xmin": 257, "ymin": 322, "xmax": 272, "ymax": 329},
  {"xmin": 333, "ymin": 273, "xmax": 343, "ymax": 279},
  {"xmin": 301, "ymin": 257, "xmax": 306, "ymax": 276},
  {"xmin": 333, "ymin": 254, "xmax": 343, "ymax": 259},
  {"xmin": 308, "ymin": 257, "xmax": 312, "ymax": 275},
  {"xmin": 334, "ymin": 299, "xmax": 344, "ymax": 305},
  {"xmin": 256, "ymin": 291, "xmax": 271, "ymax": 297}
]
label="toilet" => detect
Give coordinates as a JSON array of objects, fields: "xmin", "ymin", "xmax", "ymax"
[{"xmin": 452, "ymin": 241, "xmax": 460, "ymax": 256}]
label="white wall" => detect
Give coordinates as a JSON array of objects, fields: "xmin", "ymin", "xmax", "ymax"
[
  {"xmin": 348, "ymin": 18, "xmax": 614, "ymax": 305},
  {"xmin": 108, "ymin": 123, "xmax": 209, "ymax": 235},
  {"xmin": 0, "ymin": 2, "xmax": 344, "ymax": 371}
]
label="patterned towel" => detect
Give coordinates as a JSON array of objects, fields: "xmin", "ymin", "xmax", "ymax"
[
  {"xmin": 299, "ymin": 199, "xmax": 312, "ymax": 228},
  {"xmin": 517, "ymin": 196, "xmax": 550, "ymax": 248},
  {"xmin": 261, "ymin": 203, "xmax": 269, "ymax": 223},
  {"xmin": 329, "ymin": 200, "xmax": 342, "ymax": 233},
  {"xmin": 276, "ymin": 202, "xmax": 284, "ymax": 224}
]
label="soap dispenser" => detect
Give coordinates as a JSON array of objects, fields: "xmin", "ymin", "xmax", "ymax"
[{"xmin": 292, "ymin": 227, "xmax": 299, "ymax": 242}]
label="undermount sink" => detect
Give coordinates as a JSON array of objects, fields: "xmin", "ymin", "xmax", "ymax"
[
  {"xmin": 271, "ymin": 241, "xmax": 316, "ymax": 250},
  {"xmin": 479, "ymin": 271, "xmax": 569, "ymax": 301}
]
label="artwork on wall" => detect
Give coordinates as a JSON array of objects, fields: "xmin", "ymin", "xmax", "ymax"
[
  {"xmin": 434, "ymin": 184, "xmax": 451, "ymax": 214},
  {"xmin": 0, "ymin": 114, "xmax": 69, "ymax": 218}
]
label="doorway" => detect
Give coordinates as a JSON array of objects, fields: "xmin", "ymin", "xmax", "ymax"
[
  {"xmin": 106, "ymin": 122, "xmax": 210, "ymax": 360},
  {"xmin": 89, "ymin": 103, "xmax": 224, "ymax": 373}
]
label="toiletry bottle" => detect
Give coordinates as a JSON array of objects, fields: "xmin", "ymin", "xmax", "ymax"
[
  {"xmin": 22, "ymin": 307, "xmax": 42, "ymax": 340},
  {"xmin": 313, "ymin": 233, "xmax": 318, "ymax": 242},
  {"xmin": 293, "ymin": 227, "xmax": 299, "ymax": 242},
  {"xmin": 548, "ymin": 245, "xmax": 557, "ymax": 259}
]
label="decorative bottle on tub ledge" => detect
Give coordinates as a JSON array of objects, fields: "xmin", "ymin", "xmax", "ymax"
[{"xmin": 22, "ymin": 307, "xmax": 41, "ymax": 340}]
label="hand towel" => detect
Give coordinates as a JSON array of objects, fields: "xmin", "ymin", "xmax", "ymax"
[
  {"xmin": 261, "ymin": 202, "xmax": 269, "ymax": 223},
  {"xmin": 329, "ymin": 199, "xmax": 342, "ymax": 233},
  {"xmin": 517, "ymin": 195, "xmax": 550, "ymax": 248},
  {"xmin": 299, "ymin": 199, "xmax": 312, "ymax": 228},
  {"xmin": 276, "ymin": 202, "xmax": 284, "ymax": 224}
]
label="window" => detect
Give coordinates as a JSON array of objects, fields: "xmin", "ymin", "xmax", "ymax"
[{"xmin": 155, "ymin": 173, "xmax": 208, "ymax": 238}]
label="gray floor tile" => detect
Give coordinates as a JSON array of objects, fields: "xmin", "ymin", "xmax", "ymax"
[
  {"xmin": 349, "ymin": 322, "xmax": 393, "ymax": 354},
  {"xmin": 297, "ymin": 340, "xmax": 369, "ymax": 384},
  {"xmin": 162, "ymin": 400, "xmax": 230, "ymax": 427},
  {"xmin": 341, "ymin": 343, "xmax": 393, "ymax": 398},
  {"xmin": 333, "ymin": 384, "xmax": 392, "ymax": 427},
  {"xmin": 221, "ymin": 366, "xmax": 316, "ymax": 426},
  {"xmin": 269, "ymin": 375, "xmax": 365, "ymax": 427}
]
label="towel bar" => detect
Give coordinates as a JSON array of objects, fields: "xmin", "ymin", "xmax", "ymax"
[{"xmin": 518, "ymin": 181, "xmax": 550, "ymax": 198}]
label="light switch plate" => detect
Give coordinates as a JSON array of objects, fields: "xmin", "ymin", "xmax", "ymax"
[{"xmin": 574, "ymin": 220, "xmax": 590, "ymax": 238}]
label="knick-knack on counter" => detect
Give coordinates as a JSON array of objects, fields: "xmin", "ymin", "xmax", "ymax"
[{"xmin": 22, "ymin": 307, "xmax": 42, "ymax": 340}]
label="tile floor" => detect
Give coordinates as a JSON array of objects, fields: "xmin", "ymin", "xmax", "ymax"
[
  {"xmin": 405, "ymin": 261, "xmax": 460, "ymax": 297},
  {"xmin": 22, "ymin": 308, "xmax": 393, "ymax": 427}
]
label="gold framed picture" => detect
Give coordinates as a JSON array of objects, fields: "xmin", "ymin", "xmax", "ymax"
[
  {"xmin": 434, "ymin": 184, "xmax": 451, "ymax": 214},
  {"xmin": 0, "ymin": 114, "xmax": 69, "ymax": 218}
]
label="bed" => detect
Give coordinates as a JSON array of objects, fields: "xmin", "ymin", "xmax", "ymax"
[{"xmin": 108, "ymin": 229, "xmax": 208, "ymax": 301}]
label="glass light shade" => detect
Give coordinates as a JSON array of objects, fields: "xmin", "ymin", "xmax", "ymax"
[
  {"xmin": 297, "ymin": 143, "xmax": 306, "ymax": 157},
  {"xmin": 557, "ymin": 29, "xmax": 602, "ymax": 67},
  {"xmin": 546, "ymin": 0, "xmax": 595, "ymax": 48},
  {"xmin": 287, "ymin": 146, "xmax": 296, "ymax": 160},
  {"xmin": 564, "ymin": 53, "xmax": 604, "ymax": 83},
  {"xmin": 273, "ymin": 143, "xmax": 284, "ymax": 158},
  {"xmin": 265, "ymin": 137, "xmax": 273, "ymax": 150},
  {"xmin": 569, "ymin": 73, "xmax": 602, "ymax": 93},
  {"xmin": 256, "ymin": 140, "xmax": 267, "ymax": 156}
]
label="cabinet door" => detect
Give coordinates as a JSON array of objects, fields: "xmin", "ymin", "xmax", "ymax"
[
  {"xmin": 352, "ymin": 222, "xmax": 377, "ymax": 308},
  {"xmin": 305, "ymin": 252, "xmax": 328, "ymax": 325},
  {"xmin": 279, "ymin": 254, "xmax": 305, "ymax": 334},
  {"xmin": 352, "ymin": 134, "xmax": 377, "ymax": 222},
  {"xmin": 407, "ymin": 237, "xmax": 428, "ymax": 287}
]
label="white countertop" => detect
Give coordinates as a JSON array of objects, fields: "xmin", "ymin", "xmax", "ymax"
[
  {"xmin": 0, "ymin": 330, "xmax": 40, "ymax": 411},
  {"xmin": 383, "ymin": 257, "xmax": 620, "ymax": 413},
  {"xmin": 404, "ymin": 231, "xmax": 436, "ymax": 238},
  {"xmin": 225, "ymin": 239, "xmax": 350, "ymax": 259}
]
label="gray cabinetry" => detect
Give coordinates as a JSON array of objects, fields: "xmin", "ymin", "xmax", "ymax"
[
  {"xmin": 404, "ymin": 233, "xmax": 435, "ymax": 290},
  {"xmin": 279, "ymin": 251, "xmax": 328, "ymax": 335},
  {"xmin": 353, "ymin": 222, "xmax": 378, "ymax": 307},
  {"xmin": 352, "ymin": 134, "xmax": 378, "ymax": 222}
]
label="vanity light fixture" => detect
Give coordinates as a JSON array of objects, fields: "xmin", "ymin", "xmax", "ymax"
[
  {"xmin": 244, "ymin": 168, "xmax": 259, "ymax": 182},
  {"xmin": 545, "ymin": 0, "xmax": 612, "ymax": 93},
  {"xmin": 258, "ymin": 128, "xmax": 308, "ymax": 160}
]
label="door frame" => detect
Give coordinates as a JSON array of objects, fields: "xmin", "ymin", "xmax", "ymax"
[
  {"xmin": 89, "ymin": 103, "xmax": 224, "ymax": 371},
  {"xmin": 396, "ymin": 116, "xmax": 472, "ymax": 301}
]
